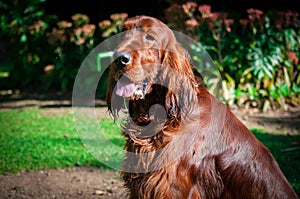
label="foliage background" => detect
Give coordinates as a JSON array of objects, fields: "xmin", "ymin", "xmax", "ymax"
[{"xmin": 0, "ymin": 0, "xmax": 299, "ymax": 110}]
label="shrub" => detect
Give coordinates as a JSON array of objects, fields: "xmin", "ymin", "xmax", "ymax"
[
  {"xmin": 0, "ymin": 0, "xmax": 56, "ymax": 90},
  {"xmin": 0, "ymin": 1, "xmax": 129, "ymax": 98},
  {"xmin": 1, "ymin": 0, "xmax": 299, "ymax": 110},
  {"xmin": 44, "ymin": 13, "xmax": 98, "ymax": 91},
  {"xmin": 165, "ymin": 2, "xmax": 300, "ymax": 110}
]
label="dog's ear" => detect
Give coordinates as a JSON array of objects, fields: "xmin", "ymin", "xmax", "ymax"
[
  {"xmin": 160, "ymin": 39, "xmax": 198, "ymax": 120},
  {"xmin": 161, "ymin": 36, "xmax": 195, "ymax": 82},
  {"xmin": 106, "ymin": 65, "xmax": 124, "ymax": 119}
]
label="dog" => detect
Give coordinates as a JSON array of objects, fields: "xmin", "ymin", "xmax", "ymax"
[{"xmin": 106, "ymin": 15, "xmax": 298, "ymax": 199}]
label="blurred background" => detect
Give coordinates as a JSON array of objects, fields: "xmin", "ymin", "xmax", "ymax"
[{"xmin": 0, "ymin": 0, "xmax": 299, "ymax": 110}]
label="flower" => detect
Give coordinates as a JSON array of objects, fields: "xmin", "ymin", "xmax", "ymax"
[
  {"xmin": 198, "ymin": 4, "xmax": 211, "ymax": 14},
  {"xmin": 247, "ymin": 8, "xmax": 263, "ymax": 15},
  {"xmin": 182, "ymin": 2, "xmax": 198, "ymax": 15},
  {"xmin": 71, "ymin": 13, "xmax": 90, "ymax": 27},
  {"xmin": 46, "ymin": 28, "xmax": 66, "ymax": 44},
  {"xmin": 73, "ymin": 28, "xmax": 82, "ymax": 36},
  {"xmin": 29, "ymin": 20, "xmax": 48, "ymax": 35},
  {"xmin": 110, "ymin": 13, "xmax": 128, "ymax": 21},
  {"xmin": 75, "ymin": 38, "xmax": 85, "ymax": 45},
  {"xmin": 288, "ymin": 51, "xmax": 299, "ymax": 65},
  {"xmin": 57, "ymin": 20, "xmax": 72, "ymax": 29},
  {"xmin": 82, "ymin": 24, "xmax": 96, "ymax": 38},
  {"xmin": 98, "ymin": 20, "xmax": 111, "ymax": 30},
  {"xmin": 247, "ymin": 8, "xmax": 264, "ymax": 21},
  {"xmin": 198, "ymin": 4, "xmax": 211, "ymax": 18},
  {"xmin": 185, "ymin": 19, "xmax": 199, "ymax": 27},
  {"xmin": 224, "ymin": 19, "xmax": 234, "ymax": 32},
  {"xmin": 276, "ymin": 10, "xmax": 299, "ymax": 28}
]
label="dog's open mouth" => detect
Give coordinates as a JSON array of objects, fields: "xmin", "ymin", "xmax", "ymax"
[{"xmin": 116, "ymin": 77, "xmax": 149, "ymax": 100}]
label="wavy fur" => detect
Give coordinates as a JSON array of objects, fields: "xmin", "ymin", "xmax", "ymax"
[{"xmin": 106, "ymin": 15, "xmax": 298, "ymax": 199}]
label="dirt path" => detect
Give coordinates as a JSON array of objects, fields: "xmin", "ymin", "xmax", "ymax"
[
  {"xmin": 0, "ymin": 167, "xmax": 126, "ymax": 199},
  {"xmin": 0, "ymin": 99, "xmax": 299, "ymax": 199}
]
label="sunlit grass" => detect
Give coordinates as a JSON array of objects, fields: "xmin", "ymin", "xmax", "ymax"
[{"xmin": 0, "ymin": 109, "xmax": 124, "ymax": 173}]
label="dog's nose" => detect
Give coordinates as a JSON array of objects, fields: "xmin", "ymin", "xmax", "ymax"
[{"xmin": 113, "ymin": 52, "xmax": 132, "ymax": 67}]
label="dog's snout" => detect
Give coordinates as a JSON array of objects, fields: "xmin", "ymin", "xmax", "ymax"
[{"xmin": 113, "ymin": 52, "xmax": 132, "ymax": 67}]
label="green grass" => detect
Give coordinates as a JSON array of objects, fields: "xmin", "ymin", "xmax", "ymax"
[
  {"xmin": 0, "ymin": 108, "xmax": 299, "ymax": 195},
  {"xmin": 0, "ymin": 108, "xmax": 124, "ymax": 173},
  {"xmin": 252, "ymin": 129, "xmax": 300, "ymax": 195}
]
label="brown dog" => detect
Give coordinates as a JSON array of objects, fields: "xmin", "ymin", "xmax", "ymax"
[{"xmin": 106, "ymin": 15, "xmax": 298, "ymax": 199}]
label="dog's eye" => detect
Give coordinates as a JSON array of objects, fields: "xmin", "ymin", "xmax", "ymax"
[{"xmin": 145, "ymin": 34, "xmax": 155, "ymax": 41}]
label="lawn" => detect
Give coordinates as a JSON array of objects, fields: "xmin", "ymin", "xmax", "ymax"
[
  {"xmin": 0, "ymin": 108, "xmax": 124, "ymax": 173},
  {"xmin": 0, "ymin": 108, "xmax": 299, "ymax": 195}
]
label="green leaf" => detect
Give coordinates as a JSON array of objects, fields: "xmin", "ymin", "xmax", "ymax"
[
  {"xmin": 278, "ymin": 83, "xmax": 290, "ymax": 97},
  {"xmin": 291, "ymin": 83, "xmax": 300, "ymax": 95},
  {"xmin": 283, "ymin": 60, "xmax": 292, "ymax": 67},
  {"xmin": 270, "ymin": 85, "xmax": 280, "ymax": 99},
  {"xmin": 234, "ymin": 86, "xmax": 243, "ymax": 98},
  {"xmin": 284, "ymin": 29, "xmax": 297, "ymax": 51},
  {"xmin": 20, "ymin": 34, "xmax": 27, "ymax": 42},
  {"xmin": 35, "ymin": 10, "xmax": 45, "ymax": 17}
]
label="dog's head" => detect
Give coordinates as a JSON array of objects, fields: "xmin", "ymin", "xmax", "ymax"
[{"xmin": 106, "ymin": 15, "xmax": 200, "ymax": 127}]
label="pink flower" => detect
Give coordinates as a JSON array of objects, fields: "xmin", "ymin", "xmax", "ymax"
[
  {"xmin": 247, "ymin": 8, "xmax": 264, "ymax": 21},
  {"xmin": 198, "ymin": 4, "xmax": 211, "ymax": 14},
  {"xmin": 29, "ymin": 20, "xmax": 47, "ymax": 35},
  {"xmin": 82, "ymin": 24, "xmax": 96, "ymax": 38},
  {"xmin": 224, "ymin": 19, "xmax": 234, "ymax": 32},
  {"xmin": 98, "ymin": 20, "xmax": 111, "ymax": 30},
  {"xmin": 72, "ymin": 13, "xmax": 89, "ymax": 22},
  {"xmin": 186, "ymin": 1, "xmax": 198, "ymax": 10},
  {"xmin": 46, "ymin": 28, "xmax": 66, "ymax": 44},
  {"xmin": 110, "ymin": 13, "xmax": 128, "ymax": 21},
  {"xmin": 182, "ymin": 2, "xmax": 198, "ymax": 15},
  {"xmin": 185, "ymin": 19, "xmax": 199, "ymax": 27},
  {"xmin": 73, "ymin": 28, "xmax": 82, "ymax": 36},
  {"xmin": 288, "ymin": 51, "xmax": 299, "ymax": 65},
  {"xmin": 247, "ymin": 8, "xmax": 264, "ymax": 15},
  {"xmin": 71, "ymin": 13, "xmax": 90, "ymax": 27},
  {"xmin": 57, "ymin": 20, "xmax": 72, "ymax": 29},
  {"xmin": 277, "ymin": 11, "xmax": 299, "ymax": 27},
  {"xmin": 75, "ymin": 38, "xmax": 85, "ymax": 45}
]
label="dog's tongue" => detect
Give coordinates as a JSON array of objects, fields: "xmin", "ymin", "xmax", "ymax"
[{"xmin": 116, "ymin": 79, "xmax": 137, "ymax": 98}]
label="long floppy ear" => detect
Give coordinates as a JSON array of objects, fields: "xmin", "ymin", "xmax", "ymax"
[
  {"xmin": 161, "ymin": 39, "xmax": 198, "ymax": 119},
  {"xmin": 106, "ymin": 65, "xmax": 124, "ymax": 119},
  {"xmin": 161, "ymin": 30, "xmax": 196, "ymax": 83}
]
